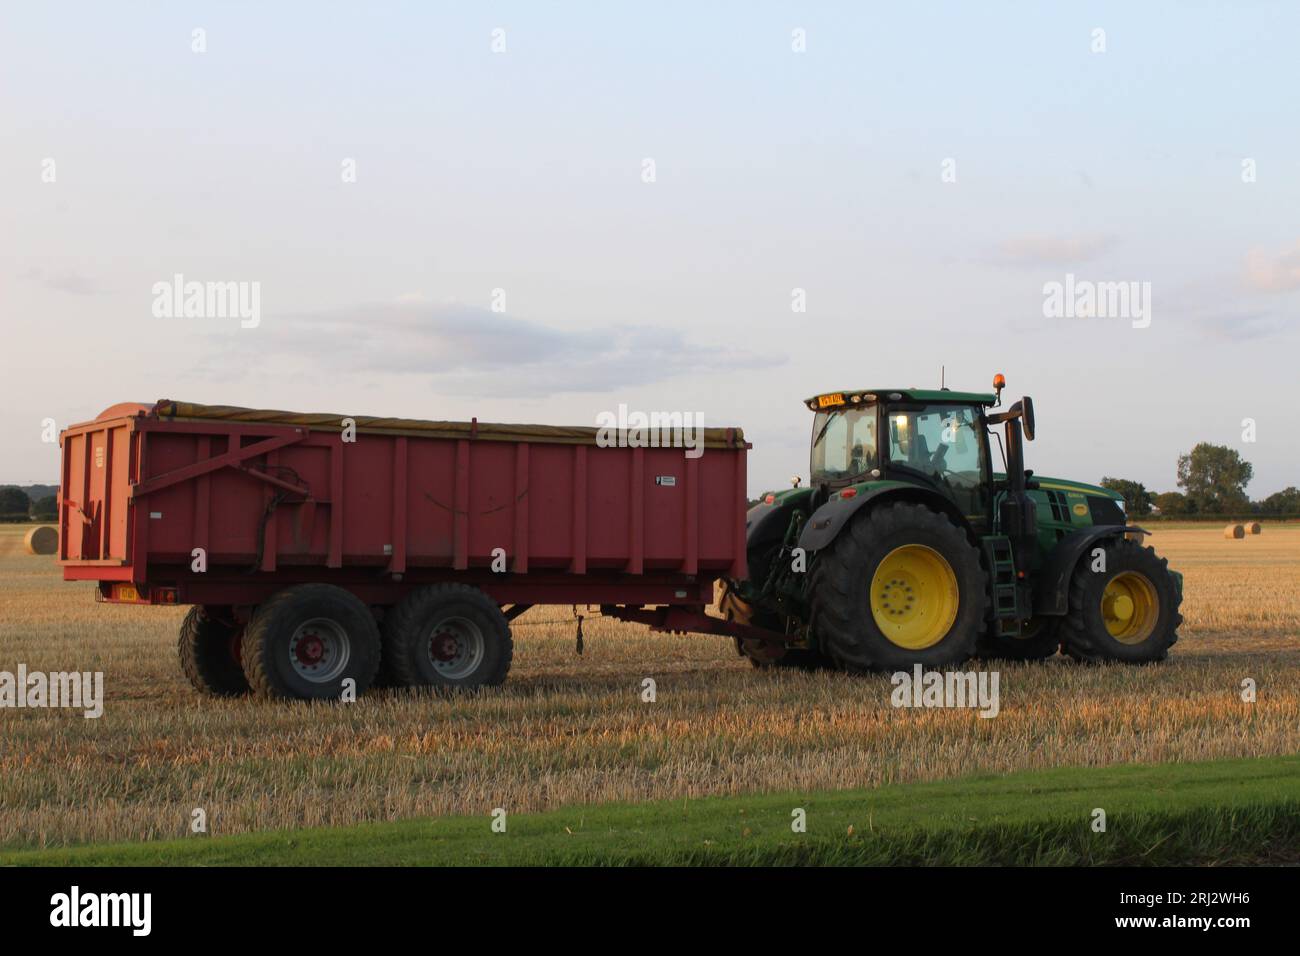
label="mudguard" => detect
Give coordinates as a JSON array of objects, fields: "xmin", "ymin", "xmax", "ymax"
[
  {"xmin": 745, "ymin": 501, "xmax": 789, "ymax": 551},
  {"xmin": 744, "ymin": 489, "xmax": 814, "ymax": 554},
  {"xmin": 1034, "ymin": 525, "xmax": 1148, "ymax": 616},
  {"xmin": 797, "ymin": 482, "xmax": 962, "ymax": 553}
]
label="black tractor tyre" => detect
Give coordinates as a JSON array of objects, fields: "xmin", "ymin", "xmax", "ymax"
[
  {"xmin": 178, "ymin": 605, "xmax": 250, "ymax": 697},
  {"xmin": 976, "ymin": 616, "xmax": 1063, "ymax": 662},
  {"xmin": 810, "ymin": 501, "xmax": 986, "ymax": 672},
  {"xmin": 382, "ymin": 583, "xmax": 513, "ymax": 691},
  {"xmin": 1061, "ymin": 539, "xmax": 1182, "ymax": 664},
  {"xmin": 241, "ymin": 584, "xmax": 382, "ymax": 700}
]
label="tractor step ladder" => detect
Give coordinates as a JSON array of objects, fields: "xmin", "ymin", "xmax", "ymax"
[{"xmin": 982, "ymin": 536, "xmax": 1022, "ymax": 623}]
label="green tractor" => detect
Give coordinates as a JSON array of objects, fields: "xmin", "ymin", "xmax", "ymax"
[{"xmin": 722, "ymin": 375, "xmax": 1183, "ymax": 671}]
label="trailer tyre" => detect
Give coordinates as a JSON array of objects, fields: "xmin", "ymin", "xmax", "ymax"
[
  {"xmin": 178, "ymin": 606, "xmax": 250, "ymax": 697},
  {"xmin": 1061, "ymin": 540, "xmax": 1181, "ymax": 664},
  {"xmin": 382, "ymin": 584, "xmax": 513, "ymax": 691},
  {"xmin": 242, "ymin": 584, "xmax": 382, "ymax": 700},
  {"xmin": 811, "ymin": 501, "xmax": 985, "ymax": 671}
]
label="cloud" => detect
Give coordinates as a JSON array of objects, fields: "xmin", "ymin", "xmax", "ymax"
[
  {"xmin": 1245, "ymin": 242, "xmax": 1300, "ymax": 293},
  {"xmin": 1192, "ymin": 310, "xmax": 1288, "ymax": 340},
  {"xmin": 20, "ymin": 268, "xmax": 103, "ymax": 295},
  {"xmin": 196, "ymin": 299, "xmax": 783, "ymax": 397},
  {"xmin": 1157, "ymin": 275, "xmax": 1293, "ymax": 341},
  {"xmin": 993, "ymin": 235, "xmax": 1118, "ymax": 267}
]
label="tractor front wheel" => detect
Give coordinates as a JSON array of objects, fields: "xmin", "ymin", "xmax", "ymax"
[
  {"xmin": 811, "ymin": 502, "xmax": 986, "ymax": 671},
  {"xmin": 1061, "ymin": 540, "xmax": 1181, "ymax": 663}
]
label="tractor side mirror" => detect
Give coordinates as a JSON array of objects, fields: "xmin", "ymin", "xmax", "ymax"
[{"xmin": 1021, "ymin": 396, "xmax": 1035, "ymax": 441}]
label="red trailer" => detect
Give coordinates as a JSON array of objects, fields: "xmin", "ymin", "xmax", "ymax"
[{"xmin": 59, "ymin": 401, "xmax": 760, "ymax": 699}]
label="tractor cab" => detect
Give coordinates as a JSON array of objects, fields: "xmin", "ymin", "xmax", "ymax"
[
  {"xmin": 805, "ymin": 386, "xmax": 1004, "ymax": 532},
  {"xmin": 804, "ymin": 378, "xmax": 1042, "ymax": 590}
]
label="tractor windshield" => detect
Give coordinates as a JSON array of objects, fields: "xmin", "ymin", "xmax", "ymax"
[{"xmin": 811, "ymin": 406, "xmax": 878, "ymax": 484}]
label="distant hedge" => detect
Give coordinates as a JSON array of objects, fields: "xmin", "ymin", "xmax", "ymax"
[{"xmin": 1139, "ymin": 514, "xmax": 1299, "ymax": 523}]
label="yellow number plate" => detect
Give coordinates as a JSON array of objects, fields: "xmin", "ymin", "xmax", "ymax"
[
  {"xmin": 115, "ymin": 584, "xmax": 140, "ymax": 602},
  {"xmin": 818, "ymin": 393, "xmax": 844, "ymax": 408}
]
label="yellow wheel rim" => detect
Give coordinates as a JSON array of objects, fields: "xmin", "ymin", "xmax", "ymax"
[
  {"xmin": 1100, "ymin": 571, "xmax": 1159, "ymax": 644},
  {"xmin": 870, "ymin": 544, "xmax": 960, "ymax": 650}
]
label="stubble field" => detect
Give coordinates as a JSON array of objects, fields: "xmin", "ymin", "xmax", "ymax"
[{"xmin": 1, "ymin": 523, "xmax": 1296, "ymax": 851}]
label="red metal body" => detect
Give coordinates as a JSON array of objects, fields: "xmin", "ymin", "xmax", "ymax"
[{"xmin": 59, "ymin": 402, "xmax": 749, "ymax": 614}]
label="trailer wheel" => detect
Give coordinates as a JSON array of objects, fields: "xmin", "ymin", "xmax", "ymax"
[
  {"xmin": 178, "ymin": 606, "xmax": 250, "ymax": 697},
  {"xmin": 382, "ymin": 584, "xmax": 513, "ymax": 691},
  {"xmin": 242, "ymin": 584, "xmax": 382, "ymax": 700},
  {"xmin": 810, "ymin": 501, "xmax": 985, "ymax": 671},
  {"xmin": 1061, "ymin": 540, "xmax": 1181, "ymax": 664}
]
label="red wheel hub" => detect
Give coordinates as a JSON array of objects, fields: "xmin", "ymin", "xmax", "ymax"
[
  {"xmin": 430, "ymin": 631, "xmax": 459, "ymax": 662},
  {"xmin": 295, "ymin": 631, "xmax": 325, "ymax": 666}
]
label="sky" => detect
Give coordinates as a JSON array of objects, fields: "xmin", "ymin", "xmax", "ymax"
[{"xmin": 2, "ymin": 1, "xmax": 1297, "ymax": 497}]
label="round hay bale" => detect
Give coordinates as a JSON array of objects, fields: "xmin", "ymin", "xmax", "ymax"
[
  {"xmin": 23, "ymin": 525, "xmax": 58, "ymax": 555},
  {"xmin": 1223, "ymin": 523, "xmax": 1245, "ymax": 539},
  {"xmin": 1246, "ymin": 521, "xmax": 1262, "ymax": 535}
]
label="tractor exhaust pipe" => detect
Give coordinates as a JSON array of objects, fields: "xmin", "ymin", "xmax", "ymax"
[{"xmin": 989, "ymin": 398, "xmax": 1038, "ymax": 571}]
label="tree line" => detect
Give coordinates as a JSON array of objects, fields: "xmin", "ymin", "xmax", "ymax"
[
  {"xmin": 1102, "ymin": 442, "xmax": 1297, "ymax": 518},
  {"xmin": 0, "ymin": 486, "xmax": 58, "ymax": 522}
]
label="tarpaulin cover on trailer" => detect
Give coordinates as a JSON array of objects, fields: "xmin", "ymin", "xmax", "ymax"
[{"xmin": 150, "ymin": 400, "xmax": 747, "ymax": 448}]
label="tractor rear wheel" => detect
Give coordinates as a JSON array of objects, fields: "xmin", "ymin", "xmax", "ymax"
[
  {"xmin": 1061, "ymin": 539, "xmax": 1181, "ymax": 663},
  {"xmin": 976, "ymin": 617, "xmax": 1062, "ymax": 661},
  {"xmin": 811, "ymin": 502, "xmax": 985, "ymax": 671},
  {"xmin": 178, "ymin": 605, "xmax": 250, "ymax": 696},
  {"xmin": 382, "ymin": 583, "xmax": 513, "ymax": 691},
  {"xmin": 241, "ymin": 584, "xmax": 382, "ymax": 700}
]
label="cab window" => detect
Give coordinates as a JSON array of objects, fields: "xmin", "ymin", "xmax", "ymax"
[
  {"xmin": 811, "ymin": 406, "xmax": 878, "ymax": 484},
  {"xmin": 886, "ymin": 404, "xmax": 988, "ymax": 518}
]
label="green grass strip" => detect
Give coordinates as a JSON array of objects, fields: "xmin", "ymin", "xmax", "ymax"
[{"xmin": 5, "ymin": 754, "xmax": 1298, "ymax": 866}]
